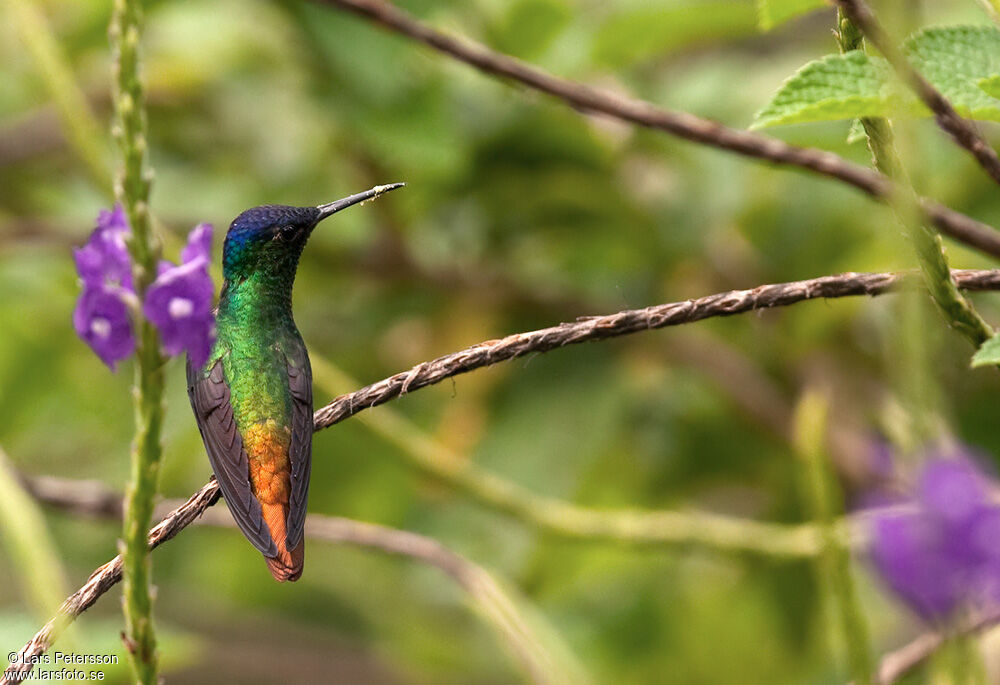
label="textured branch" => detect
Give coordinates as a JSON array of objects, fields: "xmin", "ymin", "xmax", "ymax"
[
  {"xmin": 11, "ymin": 477, "xmax": 577, "ymax": 685},
  {"xmin": 315, "ymin": 269, "xmax": 1000, "ymax": 429},
  {"xmin": 834, "ymin": 0, "xmax": 1000, "ymax": 188},
  {"xmin": 311, "ymin": 0, "xmax": 1000, "ymax": 259}
]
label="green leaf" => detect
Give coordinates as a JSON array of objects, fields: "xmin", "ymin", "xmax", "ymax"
[
  {"xmin": 979, "ymin": 73, "xmax": 1000, "ymax": 98},
  {"xmin": 592, "ymin": 2, "xmax": 758, "ymax": 68},
  {"xmin": 971, "ymin": 333, "xmax": 1000, "ymax": 367},
  {"xmin": 905, "ymin": 25, "xmax": 1000, "ymax": 121},
  {"xmin": 755, "ymin": 0, "xmax": 827, "ymax": 32},
  {"xmin": 752, "ymin": 51, "xmax": 917, "ymax": 129},
  {"xmin": 754, "ymin": 25, "xmax": 1000, "ymax": 128}
]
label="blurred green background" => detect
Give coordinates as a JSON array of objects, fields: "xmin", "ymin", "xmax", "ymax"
[{"xmin": 3, "ymin": 0, "xmax": 1000, "ymax": 683}]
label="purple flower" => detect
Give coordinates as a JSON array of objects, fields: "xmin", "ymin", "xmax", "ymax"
[
  {"xmin": 73, "ymin": 205, "xmax": 133, "ymax": 292},
  {"xmin": 143, "ymin": 224, "xmax": 216, "ymax": 367},
  {"xmin": 73, "ymin": 285, "xmax": 135, "ymax": 369},
  {"xmin": 73, "ymin": 205, "xmax": 136, "ymax": 369},
  {"xmin": 181, "ymin": 223, "xmax": 212, "ymax": 264},
  {"xmin": 74, "ymin": 209, "xmax": 215, "ymax": 369},
  {"xmin": 869, "ymin": 451, "xmax": 1000, "ymax": 622}
]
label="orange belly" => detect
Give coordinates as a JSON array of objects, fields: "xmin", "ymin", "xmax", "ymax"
[
  {"xmin": 243, "ymin": 420, "xmax": 291, "ymax": 505},
  {"xmin": 242, "ymin": 420, "xmax": 303, "ymax": 581}
]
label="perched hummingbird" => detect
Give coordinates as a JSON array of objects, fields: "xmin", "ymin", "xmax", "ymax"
[{"xmin": 187, "ymin": 183, "xmax": 404, "ymax": 582}]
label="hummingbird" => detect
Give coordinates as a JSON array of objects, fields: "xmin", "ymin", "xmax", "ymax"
[{"xmin": 187, "ymin": 183, "xmax": 404, "ymax": 581}]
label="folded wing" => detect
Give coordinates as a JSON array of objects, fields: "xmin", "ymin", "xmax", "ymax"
[
  {"xmin": 187, "ymin": 357, "xmax": 278, "ymax": 557},
  {"xmin": 284, "ymin": 346, "xmax": 313, "ymax": 551}
]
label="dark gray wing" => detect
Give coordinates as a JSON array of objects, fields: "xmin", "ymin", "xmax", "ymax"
[
  {"xmin": 284, "ymin": 345, "xmax": 313, "ymax": 550},
  {"xmin": 187, "ymin": 357, "xmax": 278, "ymax": 557}
]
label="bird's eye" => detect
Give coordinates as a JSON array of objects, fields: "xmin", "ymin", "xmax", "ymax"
[{"xmin": 273, "ymin": 225, "xmax": 294, "ymax": 242}]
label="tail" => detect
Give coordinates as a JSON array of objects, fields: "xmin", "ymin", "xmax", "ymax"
[
  {"xmin": 265, "ymin": 540, "xmax": 304, "ymax": 582},
  {"xmin": 261, "ymin": 502, "xmax": 305, "ymax": 582}
]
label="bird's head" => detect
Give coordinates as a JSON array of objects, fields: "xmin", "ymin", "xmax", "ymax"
[{"xmin": 222, "ymin": 183, "xmax": 404, "ymax": 281}]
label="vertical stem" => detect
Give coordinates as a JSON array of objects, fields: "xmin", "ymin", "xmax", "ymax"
[
  {"xmin": 110, "ymin": 0, "xmax": 163, "ymax": 682},
  {"xmin": 835, "ymin": 10, "xmax": 994, "ymax": 347},
  {"xmin": 794, "ymin": 391, "xmax": 875, "ymax": 685}
]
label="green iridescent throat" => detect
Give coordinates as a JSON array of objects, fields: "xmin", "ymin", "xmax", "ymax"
[{"xmin": 212, "ymin": 262, "xmax": 304, "ymax": 434}]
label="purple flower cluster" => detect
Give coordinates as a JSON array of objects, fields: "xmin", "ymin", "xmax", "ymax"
[
  {"xmin": 870, "ymin": 451, "xmax": 1000, "ymax": 622},
  {"xmin": 73, "ymin": 206, "xmax": 216, "ymax": 369}
]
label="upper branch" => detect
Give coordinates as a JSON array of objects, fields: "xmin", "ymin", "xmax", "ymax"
[
  {"xmin": 312, "ymin": 0, "xmax": 1000, "ymax": 258},
  {"xmin": 834, "ymin": 0, "xmax": 1000, "ymax": 188}
]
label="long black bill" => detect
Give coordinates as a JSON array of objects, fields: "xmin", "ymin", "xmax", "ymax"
[{"xmin": 316, "ymin": 182, "xmax": 405, "ymax": 220}]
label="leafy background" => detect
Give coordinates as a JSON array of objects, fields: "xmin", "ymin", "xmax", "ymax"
[{"xmin": 3, "ymin": 0, "xmax": 1000, "ymax": 683}]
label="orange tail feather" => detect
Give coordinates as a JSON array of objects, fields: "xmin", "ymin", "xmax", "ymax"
[{"xmin": 260, "ymin": 501, "xmax": 305, "ymax": 582}]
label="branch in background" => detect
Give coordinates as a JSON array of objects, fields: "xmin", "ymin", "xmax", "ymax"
[
  {"xmin": 11, "ymin": 477, "xmax": 579, "ymax": 685},
  {"xmin": 7, "ymin": 476, "xmax": 986, "ymax": 685},
  {"xmin": 309, "ymin": 356, "xmax": 824, "ymax": 557},
  {"xmin": 834, "ymin": 0, "xmax": 1000, "ymax": 189},
  {"xmin": 15, "ymin": 479, "xmax": 586, "ymax": 682},
  {"xmin": 311, "ymin": 0, "xmax": 1000, "ymax": 259},
  {"xmin": 314, "ymin": 269, "xmax": 1000, "ymax": 429}
]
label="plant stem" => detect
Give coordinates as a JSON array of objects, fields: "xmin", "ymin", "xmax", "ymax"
[
  {"xmin": 836, "ymin": 10, "xmax": 994, "ymax": 347},
  {"xmin": 110, "ymin": 0, "xmax": 163, "ymax": 681},
  {"xmin": 794, "ymin": 391, "xmax": 875, "ymax": 685}
]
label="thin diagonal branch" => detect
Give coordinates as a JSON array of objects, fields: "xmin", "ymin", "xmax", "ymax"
[
  {"xmin": 834, "ymin": 0, "xmax": 1000, "ymax": 188},
  {"xmin": 310, "ymin": 0, "xmax": 1000, "ymax": 258}
]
